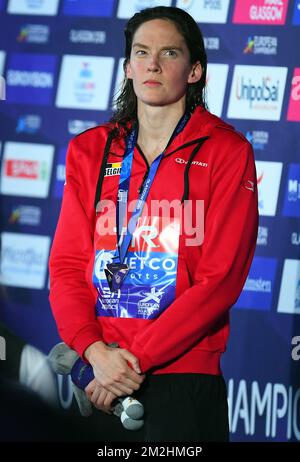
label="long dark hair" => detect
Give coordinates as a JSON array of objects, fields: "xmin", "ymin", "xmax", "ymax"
[{"xmin": 110, "ymin": 6, "xmax": 207, "ymax": 130}]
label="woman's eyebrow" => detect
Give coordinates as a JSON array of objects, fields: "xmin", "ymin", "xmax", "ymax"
[
  {"xmin": 132, "ymin": 42, "xmax": 183, "ymax": 52},
  {"xmin": 132, "ymin": 42, "xmax": 149, "ymax": 49}
]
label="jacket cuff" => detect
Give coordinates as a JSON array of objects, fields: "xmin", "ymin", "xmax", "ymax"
[
  {"xmin": 71, "ymin": 324, "xmax": 103, "ymax": 361},
  {"xmin": 130, "ymin": 341, "xmax": 153, "ymax": 373}
]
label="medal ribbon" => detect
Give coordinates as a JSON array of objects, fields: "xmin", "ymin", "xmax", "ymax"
[{"xmin": 115, "ymin": 113, "xmax": 190, "ymax": 264}]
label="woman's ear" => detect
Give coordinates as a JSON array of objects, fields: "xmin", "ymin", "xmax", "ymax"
[
  {"xmin": 126, "ymin": 60, "xmax": 133, "ymax": 79},
  {"xmin": 188, "ymin": 61, "xmax": 202, "ymax": 84}
]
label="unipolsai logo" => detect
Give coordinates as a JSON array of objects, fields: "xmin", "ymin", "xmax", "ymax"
[
  {"xmin": 237, "ymin": 75, "xmax": 279, "ymax": 108},
  {"xmin": 227, "ymin": 65, "xmax": 287, "ymax": 121}
]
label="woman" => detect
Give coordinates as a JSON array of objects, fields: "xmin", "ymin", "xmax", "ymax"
[{"xmin": 49, "ymin": 6, "xmax": 258, "ymax": 442}]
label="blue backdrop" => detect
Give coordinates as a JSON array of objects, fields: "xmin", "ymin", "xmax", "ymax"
[{"xmin": 0, "ymin": 0, "xmax": 299, "ymax": 442}]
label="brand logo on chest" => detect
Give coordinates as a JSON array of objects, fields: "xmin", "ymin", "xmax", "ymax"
[{"xmin": 175, "ymin": 157, "xmax": 208, "ymax": 168}]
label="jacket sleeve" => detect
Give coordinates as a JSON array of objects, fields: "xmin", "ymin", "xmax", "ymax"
[
  {"xmin": 129, "ymin": 134, "xmax": 259, "ymax": 372},
  {"xmin": 49, "ymin": 139, "xmax": 103, "ymax": 358}
]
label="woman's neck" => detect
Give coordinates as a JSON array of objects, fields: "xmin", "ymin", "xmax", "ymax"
[{"xmin": 137, "ymin": 102, "xmax": 185, "ymax": 162}]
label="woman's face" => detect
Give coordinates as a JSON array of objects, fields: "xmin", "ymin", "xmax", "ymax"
[{"xmin": 126, "ymin": 19, "xmax": 201, "ymax": 109}]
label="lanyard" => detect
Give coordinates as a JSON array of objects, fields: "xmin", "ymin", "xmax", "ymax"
[{"xmin": 115, "ymin": 113, "xmax": 190, "ymax": 264}]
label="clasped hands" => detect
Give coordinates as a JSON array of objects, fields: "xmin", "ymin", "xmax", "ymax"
[{"xmin": 84, "ymin": 341, "xmax": 145, "ymax": 414}]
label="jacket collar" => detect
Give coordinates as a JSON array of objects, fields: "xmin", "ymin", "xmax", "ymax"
[{"xmin": 109, "ymin": 106, "xmax": 235, "ymax": 158}]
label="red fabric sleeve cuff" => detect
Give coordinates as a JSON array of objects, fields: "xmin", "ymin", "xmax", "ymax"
[
  {"xmin": 71, "ymin": 324, "xmax": 103, "ymax": 361},
  {"xmin": 130, "ymin": 341, "xmax": 153, "ymax": 373}
]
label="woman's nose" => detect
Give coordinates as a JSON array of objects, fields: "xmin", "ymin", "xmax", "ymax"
[{"xmin": 147, "ymin": 54, "xmax": 161, "ymax": 72}]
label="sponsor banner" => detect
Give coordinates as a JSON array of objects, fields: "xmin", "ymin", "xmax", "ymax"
[
  {"xmin": 277, "ymin": 259, "xmax": 300, "ymax": 315},
  {"xmin": 255, "ymin": 161, "xmax": 283, "ymax": 216},
  {"xmin": 293, "ymin": 0, "xmax": 300, "ymax": 24},
  {"xmin": 257, "ymin": 226, "xmax": 268, "ymax": 246},
  {"xmin": 7, "ymin": 0, "xmax": 60, "ymax": 15},
  {"xmin": 6, "ymin": 53, "xmax": 57, "ymax": 105},
  {"xmin": 9, "ymin": 205, "xmax": 41, "ymax": 226},
  {"xmin": 0, "ymin": 50, "xmax": 5, "ymax": 75},
  {"xmin": 227, "ymin": 65, "xmax": 287, "ymax": 121},
  {"xmin": 287, "ymin": 68, "xmax": 300, "ymax": 122},
  {"xmin": 176, "ymin": 0, "xmax": 230, "ymax": 23},
  {"xmin": 204, "ymin": 37, "xmax": 220, "ymax": 51},
  {"xmin": 243, "ymin": 35, "xmax": 278, "ymax": 55},
  {"xmin": 0, "ymin": 51, "xmax": 5, "ymax": 100},
  {"xmin": 206, "ymin": 63, "xmax": 229, "ymax": 117},
  {"xmin": 234, "ymin": 256, "xmax": 277, "ymax": 310},
  {"xmin": 117, "ymin": 0, "xmax": 172, "ymax": 19},
  {"xmin": 233, "ymin": 0, "xmax": 289, "ymax": 25},
  {"xmin": 246, "ymin": 130, "xmax": 269, "ymax": 150},
  {"xmin": 0, "ymin": 141, "xmax": 54, "ymax": 198},
  {"xmin": 68, "ymin": 119, "xmax": 97, "ymax": 136},
  {"xmin": 16, "ymin": 114, "xmax": 42, "ymax": 134},
  {"xmin": 0, "ymin": 232, "xmax": 51, "ymax": 289},
  {"xmin": 53, "ymin": 147, "xmax": 67, "ymax": 199},
  {"xmin": 56, "ymin": 55, "xmax": 114, "ymax": 110},
  {"xmin": 62, "ymin": 0, "xmax": 115, "ymax": 17},
  {"xmin": 69, "ymin": 29, "xmax": 106, "ymax": 45},
  {"xmin": 291, "ymin": 232, "xmax": 300, "ymax": 246},
  {"xmin": 282, "ymin": 164, "xmax": 300, "ymax": 217},
  {"xmin": 17, "ymin": 24, "xmax": 50, "ymax": 44},
  {"xmin": 228, "ymin": 379, "xmax": 300, "ymax": 440}
]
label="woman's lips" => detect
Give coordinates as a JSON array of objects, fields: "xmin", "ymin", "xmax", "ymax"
[{"xmin": 143, "ymin": 80, "xmax": 162, "ymax": 87}]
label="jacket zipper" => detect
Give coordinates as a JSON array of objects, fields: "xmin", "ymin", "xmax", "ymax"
[
  {"xmin": 135, "ymin": 137, "xmax": 209, "ymax": 194},
  {"xmin": 136, "ymin": 144, "xmax": 150, "ymax": 193}
]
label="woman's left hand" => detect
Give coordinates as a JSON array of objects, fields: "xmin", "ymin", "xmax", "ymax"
[{"xmin": 85, "ymin": 378, "xmax": 118, "ymax": 414}]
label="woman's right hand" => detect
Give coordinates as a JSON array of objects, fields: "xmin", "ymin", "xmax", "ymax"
[{"xmin": 84, "ymin": 341, "xmax": 145, "ymax": 397}]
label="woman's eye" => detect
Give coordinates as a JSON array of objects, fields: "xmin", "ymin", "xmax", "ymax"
[{"xmin": 164, "ymin": 50, "xmax": 177, "ymax": 57}]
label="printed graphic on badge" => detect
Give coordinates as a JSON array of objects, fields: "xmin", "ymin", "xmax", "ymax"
[{"xmin": 105, "ymin": 263, "xmax": 130, "ymax": 292}]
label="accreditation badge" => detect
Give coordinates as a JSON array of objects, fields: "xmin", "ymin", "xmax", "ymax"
[{"xmin": 92, "ymin": 212, "xmax": 180, "ymax": 320}]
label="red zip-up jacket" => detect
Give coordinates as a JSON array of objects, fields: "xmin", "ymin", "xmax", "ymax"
[{"xmin": 49, "ymin": 106, "xmax": 258, "ymax": 376}]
